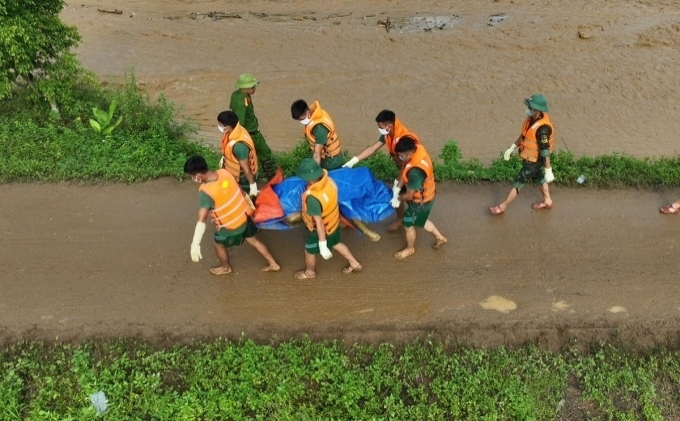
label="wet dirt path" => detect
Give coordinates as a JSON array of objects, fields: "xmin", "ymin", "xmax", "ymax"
[{"xmin": 2, "ymin": 182, "xmax": 680, "ymax": 346}]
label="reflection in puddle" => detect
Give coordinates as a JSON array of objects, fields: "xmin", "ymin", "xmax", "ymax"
[{"xmin": 480, "ymin": 295, "xmax": 517, "ymax": 313}]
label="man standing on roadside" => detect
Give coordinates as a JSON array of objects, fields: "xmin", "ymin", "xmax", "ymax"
[
  {"xmin": 184, "ymin": 155, "xmax": 280, "ymax": 275},
  {"xmin": 391, "ymin": 137, "xmax": 447, "ymax": 260},
  {"xmin": 489, "ymin": 94, "xmax": 555, "ymax": 215},
  {"xmin": 230, "ymin": 73, "xmax": 278, "ymax": 180},
  {"xmin": 342, "ymin": 110, "xmax": 421, "ymax": 231},
  {"xmin": 290, "ymin": 99, "xmax": 346, "ymax": 171}
]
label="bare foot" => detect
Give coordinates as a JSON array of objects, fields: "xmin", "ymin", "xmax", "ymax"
[
  {"xmin": 394, "ymin": 247, "xmax": 415, "ymax": 260},
  {"xmin": 294, "ymin": 269, "xmax": 316, "ymax": 280},
  {"xmin": 261, "ymin": 263, "xmax": 281, "ymax": 272},
  {"xmin": 342, "ymin": 264, "xmax": 363, "ymax": 274},
  {"xmin": 489, "ymin": 205, "xmax": 506, "ymax": 215},
  {"xmin": 432, "ymin": 237, "xmax": 448, "ymax": 249},
  {"xmin": 209, "ymin": 266, "xmax": 232, "ymax": 276},
  {"xmin": 387, "ymin": 220, "xmax": 402, "ymax": 231}
]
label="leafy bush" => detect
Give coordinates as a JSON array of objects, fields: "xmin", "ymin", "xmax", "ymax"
[{"xmin": 0, "ymin": 73, "xmax": 217, "ymax": 183}]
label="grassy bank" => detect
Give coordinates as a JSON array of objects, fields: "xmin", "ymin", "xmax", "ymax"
[
  {"xmin": 2, "ymin": 75, "xmax": 680, "ymax": 188},
  {"xmin": 1, "ymin": 338, "xmax": 678, "ymax": 420}
]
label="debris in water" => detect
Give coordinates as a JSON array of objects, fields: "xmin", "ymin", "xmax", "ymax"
[
  {"xmin": 97, "ymin": 8, "xmax": 122, "ymax": 14},
  {"xmin": 207, "ymin": 11, "xmax": 242, "ymax": 20},
  {"xmin": 488, "ymin": 14, "xmax": 506, "ymax": 26},
  {"xmin": 608, "ymin": 306, "xmax": 627, "ymax": 314},
  {"xmin": 396, "ymin": 15, "xmax": 460, "ymax": 32},
  {"xmin": 578, "ymin": 30, "xmax": 594, "ymax": 40},
  {"xmin": 377, "ymin": 17, "xmax": 394, "ymax": 33}
]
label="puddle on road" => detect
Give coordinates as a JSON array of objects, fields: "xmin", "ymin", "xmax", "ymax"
[
  {"xmin": 608, "ymin": 306, "xmax": 627, "ymax": 314},
  {"xmin": 480, "ymin": 296, "xmax": 517, "ymax": 314},
  {"xmin": 552, "ymin": 300, "xmax": 574, "ymax": 312}
]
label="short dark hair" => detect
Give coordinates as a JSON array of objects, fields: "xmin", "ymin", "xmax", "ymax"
[
  {"xmin": 394, "ymin": 136, "xmax": 417, "ymax": 154},
  {"xmin": 291, "ymin": 99, "xmax": 309, "ymax": 120},
  {"xmin": 217, "ymin": 110, "xmax": 239, "ymax": 128},
  {"xmin": 184, "ymin": 155, "xmax": 209, "ymax": 175},
  {"xmin": 375, "ymin": 109, "xmax": 396, "ymax": 124}
]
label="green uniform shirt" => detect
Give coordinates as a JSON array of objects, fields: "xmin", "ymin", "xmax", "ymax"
[
  {"xmin": 406, "ymin": 167, "xmax": 426, "ymax": 191},
  {"xmin": 311, "ymin": 124, "xmax": 344, "ymax": 170},
  {"xmin": 198, "ymin": 191, "xmax": 246, "ymax": 235},
  {"xmin": 405, "ymin": 167, "xmax": 434, "ymax": 210},
  {"xmin": 230, "ymin": 142, "xmax": 253, "ymax": 187},
  {"xmin": 305, "ymin": 196, "xmax": 323, "ymax": 217},
  {"xmin": 230, "ymin": 90, "xmax": 259, "ymax": 133}
]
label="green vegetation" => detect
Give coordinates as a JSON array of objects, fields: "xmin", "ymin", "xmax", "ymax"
[
  {"xmin": 2, "ymin": 338, "xmax": 680, "ymax": 420},
  {"xmin": 0, "ymin": 73, "xmax": 216, "ymax": 183}
]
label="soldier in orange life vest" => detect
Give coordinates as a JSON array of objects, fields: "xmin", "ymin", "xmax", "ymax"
[
  {"xmin": 184, "ymin": 155, "xmax": 280, "ymax": 275},
  {"xmin": 293, "ymin": 158, "xmax": 363, "ymax": 280},
  {"xmin": 391, "ymin": 137, "xmax": 447, "ymax": 260},
  {"xmin": 290, "ymin": 100, "xmax": 345, "ymax": 171},
  {"xmin": 489, "ymin": 94, "xmax": 556, "ymax": 215},
  {"xmin": 217, "ymin": 111, "xmax": 260, "ymax": 197},
  {"xmin": 343, "ymin": 110, "xmax": 421, "ymax": 231}
]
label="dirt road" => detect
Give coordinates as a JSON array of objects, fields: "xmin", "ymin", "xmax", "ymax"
[{"xmin": 2, "ymin": 181, "xmax": 680, "ymax": 347}]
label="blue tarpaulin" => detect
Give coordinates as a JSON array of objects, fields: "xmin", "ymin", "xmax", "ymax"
[{"xmin": 255, "ymin": 167, "xmax": 395, "ymax": 230}]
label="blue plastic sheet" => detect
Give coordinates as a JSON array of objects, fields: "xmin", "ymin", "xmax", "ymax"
[{"xmin": 256, "ymin": 167, "xmax": 395, "ymax": 230}]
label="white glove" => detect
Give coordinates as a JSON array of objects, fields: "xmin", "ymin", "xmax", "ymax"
[
  {"xmin": 248, "ymin": 182, "xmax": 259, "ymax": 197},
  {"xmin": 544, "ymin": 167, "xmax": 555, "ymax": 183},
  {"xmin": 390, "ymin": 179, "xmax": 401, "ymax": 208},
  {"xmin": 392, "ymin": 179, "xmax": 400, "ymax": 196},
  {"xmin": 503, "ymin": 144, "xmax": 518, "ymax": 161},
  {"xmin": 318, "ymin": 240, "xmax": 333, "ymax": 260},
  {"xmin": 342, "ymin": 156, "xmax": 360, "ymax": 168},
  {"xmin": 218, "ymin": 156, "xmax": 225, "ymax": 169},
  {"xmin": 190, "ymin": 221, "xmax": 206, "ymax": 262}
]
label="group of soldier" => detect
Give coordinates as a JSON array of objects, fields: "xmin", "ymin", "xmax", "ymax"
[{"xmin": 184, "ymin": 73, "xmax": 558, "ymax": 279}]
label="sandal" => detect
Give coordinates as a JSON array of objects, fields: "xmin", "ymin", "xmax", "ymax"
[
  {"xmin": 489, "ymin": 205, "xmax": 505, "ymax": 215},
  {"xmin": 531, "ymin": 202, "xmax": 553, "ymax": 210},
  {"xmin": 342, "ymin": 265, "xmax": 363, "ymax": 274},
  {"xmin": 294, "ymin": 270, "xmax": 317, "ymax": 280},
  {"xmin": 209, "ymin": 266, "xmax": 233, "ymax": 276},
  {"xmin": 660, "ymin": 204, "xmax": 680, "ymax": 214},
  {"xmin": 261, "ymin": 263, "xmax": 281, "ymax": 272}
]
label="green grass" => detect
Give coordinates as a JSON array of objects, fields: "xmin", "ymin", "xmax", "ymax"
[
  {"xmin": 3, "ymin": 73, "xmax": 680, "ymax": 188},
  {"xmin": 2, "ymin": 339, "xmax": 680, "ymax": 420}
]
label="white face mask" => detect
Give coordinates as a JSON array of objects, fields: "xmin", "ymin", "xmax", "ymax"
[
  {"xmin": 378, "ymin": 127, "xmax": 389, "ymax": 136},
  {"xmin": 218, "ymin": 125, "xmax": 227, "ymax": 133},
  {"xmin": 398, "ymin": 154, "xmax": 409, "ymax": 162},
  {"xmin": 299, "ymin": 117, "xmax": 311, "ymax": 125},
  {"xmin": 525, "ymin": 108, "xmax": 533, "ymax": 117}
]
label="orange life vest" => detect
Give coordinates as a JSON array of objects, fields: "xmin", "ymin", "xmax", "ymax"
[
  {"xmin": 302, "ymin": 170, "xmax": 340, "ymax": 235},
  {"xmin": 200, "ymin": 169, "xmax": 252, "ymax": 230},
  {"xmin": 304, "ymin": 101, "xmax": 342, "ymax": 159},
  {"xmin": 402, "ymin": 145, "xmax": 436, "ymax": 204},
  {"xmin": 221, "ymin": 123, "xmax": 258, "ymax": 179},
  {"xmin": 519, "ymin": 113, "xmax": 555, "ymax": 163},
  {"xmin": 385, "ymin": 118, "xmax": 421, "ymax": 157}
]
